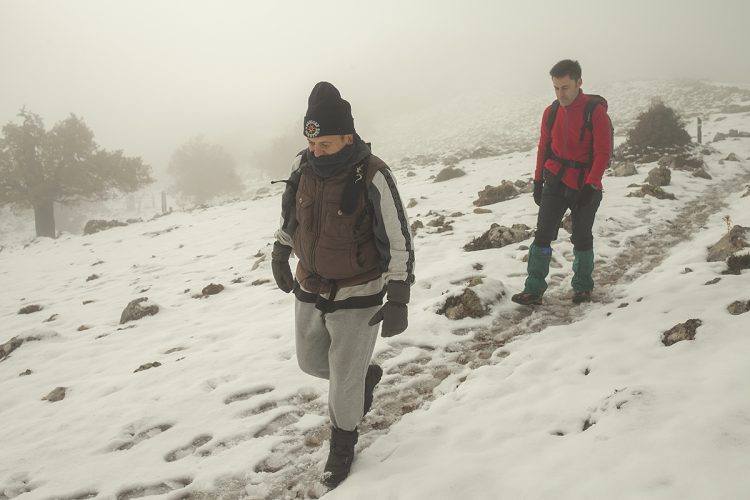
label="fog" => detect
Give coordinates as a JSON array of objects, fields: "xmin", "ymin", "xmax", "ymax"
[{"xmin": 1, "ymin": 0, "xmax": 749, "ymax": 180}]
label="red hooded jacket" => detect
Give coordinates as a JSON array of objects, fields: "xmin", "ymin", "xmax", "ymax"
[{"xmin": 534, "ymin": 90, "xmax": 611, "ymax": 191}]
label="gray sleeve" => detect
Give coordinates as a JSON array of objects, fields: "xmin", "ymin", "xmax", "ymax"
[
  {"xmin": 274, "ymin": 155, "xmax": 303, "ymax": 247},
  {"xmin": 369, "ymin": 168, "xmax": 415, "ymax": 285}
]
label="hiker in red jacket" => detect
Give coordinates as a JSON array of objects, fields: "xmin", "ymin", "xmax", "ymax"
[{"xmin": 512, "ymin": 59, "xmax": 612, "ymax": 306}]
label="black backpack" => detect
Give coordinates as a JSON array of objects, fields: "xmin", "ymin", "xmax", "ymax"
[{"xmin": 544, "ymin": 95, "xmax": 613, "ymax": 188}]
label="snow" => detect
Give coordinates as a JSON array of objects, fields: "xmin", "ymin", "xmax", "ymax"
[{"xmin": 2, "ymin": 80, "xmax": 750, "ymax": 500}]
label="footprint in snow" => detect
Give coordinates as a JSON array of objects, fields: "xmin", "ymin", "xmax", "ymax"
[
  {"xmin": 115, "ymin": 477, "xmax": 193, "ymax": 500},
  {"xmin": 110, "ymin": 422, "xmax": 174, "ymax": 452},
  {"xmin": 164, "ymin": 435, "xmax": 212, "ymax": 462}
]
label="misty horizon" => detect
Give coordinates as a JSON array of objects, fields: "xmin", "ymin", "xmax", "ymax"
[{"xmin": 2, "ymin": 0, "xmax": 749, "ymax": 180}]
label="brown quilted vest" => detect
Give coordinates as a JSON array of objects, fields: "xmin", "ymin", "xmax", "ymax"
[{"xmin": 293, "ymin": 155, "xmax": 387, "ymax": 293}]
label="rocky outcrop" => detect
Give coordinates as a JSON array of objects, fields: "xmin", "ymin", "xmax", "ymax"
[
  {"xmin": 727, "ymin": 300, "xmax": 750, "ymax": 315},
  {"xmin": 434, "ymin": 166, "xmax": 467, "ymax": 182},
  {"xmin": 18, "ymin": 304, "xmax": 43, "ymax": 314},
  {"xmin": 706, "ymin": 226, "xmax": 749, "ymax": 262},
  {"xmin": 661, "ymin": 319, "xmax": 702, "ymax": 346},
  {"xmin": 646, "ymin": 166, "xmax": 671, "ymax": 186},
  {"xmin": 120, "ymin": 298, "xmax": 159, "ymax": 324},
  {"xmin": 612, "ymin": 162, "xmax": 638, "ymax": 177},
  {"xmin": 83, "ymin": 219, "xmax": 129, "ymax": 235},
  {"xmin": 473, "ymin": 181, "xmax": 519, "ymax": 206},
  {"xmin": 464, "ymin": 224, "xmax": 532, "ymax": 252},
  {"xmin": 627, "ymin": 185, "xmax": 677, "ymax": 200}
]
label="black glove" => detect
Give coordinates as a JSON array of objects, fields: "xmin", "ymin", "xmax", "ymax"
[
  {"xmin": 271, "ymin": 242, "xmax": 294, "ymax": 293},
  {"xmin": 575, "ymin": 184, "xmax": 597, "ymax": 209},
  {"xmin": 368, "ymin": 281, "xmax": 410, "ymax": 337},
  {"xmin": 533, "ymin": 180, "xmax": 544, "ymax": 206}
]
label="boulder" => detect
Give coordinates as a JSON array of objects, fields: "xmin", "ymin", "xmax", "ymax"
[
  {"xmin": 627, "ymin": 185, "xmax": 676, "ymax": 200},
  {"xmin": 42, "ymin": 387, "xmax": 68, "ymax": 402},
  {"xmin": 727, "ymin": 300, "xmax": 750, "ymax": 315},
  {"xmin": 434, "ymin": 166, "xmax": 467, "ymax": 182},
  {"xmin": 692, "ymin": 168, "xmax": 712, "ymax": 180},
  {"xmin": 473, "ymin": 181, "xmax": 519, "ymax": 206},
  {"xmin": 83, "ymin": 219, "xmax": 128, "ymax": 235},
  {"xmin": 661, "ymin": 319, "xmax": 702, "ymax": 346},
  {"xmin": 612, "ymin": 162, "xmax": 638, "ymax": 177},
  {"xmin": 706, "ymin": 226, "xmax": 749, "ymax": 262},
  {"xmin": 120, "ymin": 297, "xmax": 159, "ymax": 324},
  {"xmin": 646, "ymin": 166, "xmax": 671, "ymax": 186},
  {"xmin": 437, "ymin": 288, "xmax": 488, "ymax": 320},
  {"xmin": 18, "ymin": 304, "xmax": 43, "ymax": 314},
  {"xmin": 201, "ymin": 283, "xmax": 224, "ymax": 296},
  {"xmin": 464, "ymin": 223, "xmax": 532, "ymax": 252}
]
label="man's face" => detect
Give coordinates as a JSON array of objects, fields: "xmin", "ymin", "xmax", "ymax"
[
  {"xmin": 552, "ymin": 75, "xmax": 582, "ymax": 107},
  {"xmin": 307, "ymin": 134, "xmax": 353, "ymax": 157}
]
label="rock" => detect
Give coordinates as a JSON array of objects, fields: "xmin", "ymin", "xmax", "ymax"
[
  {"xmin": 627, "ymin": 185, "xmax": 677, "ymax": 200},
  {"xmin": 473, "ymin": 208, "xmax": 492, "ymax": 214},
  {"xmin": 43, "ymin": 387, "xmax": 68, "ymax": 402},
  {"xmin": 231, "ymin": 277, "xmax": 245, "ymax": 284},
  {"xmin": 83, "ymin": 219, "xmax": 128, "ymax": 235},
  {"xmin": 612, "ymin": 162, "xmax": 638, "ymax": 177},
  {"xmin": 434, "ymin": 166, "xmax": 467, "ymax": 182},
  {"xmin": 251, "ymin": 279, "xmax": 270, "ymax": 286},
  {"xmin": 18, "ymin": 304, "xmax": 43, "ymax": 314},
  {"xmin": 86, "ymin": 274, "xmax": 100, "ymax": 282},
  {"xmin": 407, "ymin": 198, "xmax": 418, "ymax": 208},
  {"xmin": 692, "ymin": 168, "xmax": 712, "ymax": 180},
  {"xmin": 473, "ymin": 181, "xmax": 519, "ymax": 206},
  {"xmin": 437, "ymin": 288, "xmax": 488, "ymax": 320},
  {"xmin": 77, "ymin": 325, "xmax": 90, "ymax": 331},
  {"xmin": 410, "ymin": 220, "xmax": 424, "ymax": 236},
  {"xmin": 120, "ymin": 297, "xmax": 159, "ymax": 324},
  {"xmin": 727, "ymin": 300, "xmax": 750, "ymax": 315},
  {"xmin": 406, "ymin": 171, "xmax": 416, "ymax": 177},
  {"xmin": 19, "ymin": 369, "xmax": 32, "ymax": 376},
  {"xmin": 713, "ymin": 132, "xmax": 728, "ymax": 142},
  {"xmin": 661, "ymin": 319, "xmax": 702, "ymax": 346},
  {"xmin": 201, "ymin": 283, "xmax": 224, "ymax": 296},
  {"xmin": 725, "ymin": 153, "xmax": 740, "ymax": 162},
  {"xmin": 1, "ymin": 337, "xmax": 24, "ymax": 361},
  {"xmin": 706, "ymin": 226, "xmax": 749, "ymax": 262},
  {"xmin": 464, "ymin": 223, "xmax": 532, "ymax": 251},
  {"xmin": 725, "ymin": 253, "xmax": 750, "ymax": 274},
  {"xmin": 671, "ymin": 154, "xmax": 705, "ymax": 170},
  {"xmin": 134, "ymin": 361, "xmax": 162, "ymax": 373},
  {"xmin": 704, "ymin": 277, "xmax": 721, "ymax": 285},
  {"xmin": 646, "ymin": 166, "xmax": 671, "ymax": 186}
]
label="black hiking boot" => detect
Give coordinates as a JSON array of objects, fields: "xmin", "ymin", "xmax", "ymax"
[
  {"xmin": 322, "ymin": 427, "xmax": 358, "ymax": 488},
  {"xmin": 363, "ymin": 364, "xmax": 383, "ymax": 416},
  {"xmin": 511, "ymin": 291, "xmax": 543, "ymax": 306},
  {"xmin": 572, "ymin": 291, "xmax": 592, "ymax": 304}
]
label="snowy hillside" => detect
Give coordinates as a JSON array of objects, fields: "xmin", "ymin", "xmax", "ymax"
[{"xmin": 1, "ymin": 80, "xmax": 750, "ymax": 500}]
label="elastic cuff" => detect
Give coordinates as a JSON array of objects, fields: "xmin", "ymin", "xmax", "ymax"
[{"xmin": 386, "ymin": 280, "xmax": 410, "ymax": 304}]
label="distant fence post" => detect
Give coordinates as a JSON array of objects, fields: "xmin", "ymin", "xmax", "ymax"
[
  {"xmin": 161, "ymin": 192, "xmax": 167, "ymax": 214},
  {"xmin": 697, "ymin": 117, "xmax": 702, "ymax": 144}
]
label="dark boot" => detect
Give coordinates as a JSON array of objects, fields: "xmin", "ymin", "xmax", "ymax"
[
  {"xmin": 511, "ymin": 291, "xmax": 543, "ymax": 306},
  {"xmin": 572, "ymin": 290, "xmax": 592, "ymax": 304},
  {"xmin": 322, "ymin": 427, "xmax": 358, "ymax": 488},
  {"xmin": 363, "ymin": 364, "xmax": 383, "ymax": 416}
]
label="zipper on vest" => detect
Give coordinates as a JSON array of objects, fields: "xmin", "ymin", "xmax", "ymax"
[{"xmin": 309, "ymin": 177, "xmax": 325, "ymax": 274}]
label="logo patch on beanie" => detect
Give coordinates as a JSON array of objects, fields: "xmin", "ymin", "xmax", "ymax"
[{"xmin": 304, "ymin": 120, "xmax": 321, "ymax": 138}]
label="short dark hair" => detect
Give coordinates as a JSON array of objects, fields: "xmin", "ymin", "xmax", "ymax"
[{"xmin": 550, "ymin": 59, "xmax": 582, "ymax": 81}]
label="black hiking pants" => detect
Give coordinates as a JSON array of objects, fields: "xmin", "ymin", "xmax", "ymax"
[{"xmin": 533, "ymin": 169, "xmax": 602, "ymax": 251}]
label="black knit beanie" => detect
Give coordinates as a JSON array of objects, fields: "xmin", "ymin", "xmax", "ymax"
[{"xmin": 303, "ymin": 82, "xmax": 355, "ymax": 138}]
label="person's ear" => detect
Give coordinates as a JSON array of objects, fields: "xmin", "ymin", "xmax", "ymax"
[{"xmin": 345, "ymin": 134, "xmax": 354, "ymax": 145}]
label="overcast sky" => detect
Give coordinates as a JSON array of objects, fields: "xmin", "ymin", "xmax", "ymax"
[{"xmin": 1, "ymin": 0, "xmax": 748, "ymax": 176}]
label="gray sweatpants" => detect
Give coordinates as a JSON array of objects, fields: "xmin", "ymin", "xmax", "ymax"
[{"xmin": 295, "ymin": 300, "xmax": 381, "ymax": 431}]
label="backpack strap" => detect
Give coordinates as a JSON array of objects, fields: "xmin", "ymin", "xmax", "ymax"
[
  {"xmin": 543, "ymin": 100, "xmax": 560, "ymax": 163},
  {"xmin": 579, "ymin": 95, "xmax": 604, "ymax": 143}
]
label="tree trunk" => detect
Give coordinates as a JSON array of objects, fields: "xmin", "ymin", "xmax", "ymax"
[{"xmin": 33, "ymin": 199, "xmax": 56, "ymax": 238}]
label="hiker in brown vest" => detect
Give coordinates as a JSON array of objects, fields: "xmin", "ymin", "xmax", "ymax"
[{"xmin": 271, "ymin": 81, "xmax": 415, "ymax": 488}]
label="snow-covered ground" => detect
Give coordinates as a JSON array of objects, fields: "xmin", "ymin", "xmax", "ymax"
[{"xmin": 1, "ymin": 81, "xmax": 750, "ymax": 500}]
